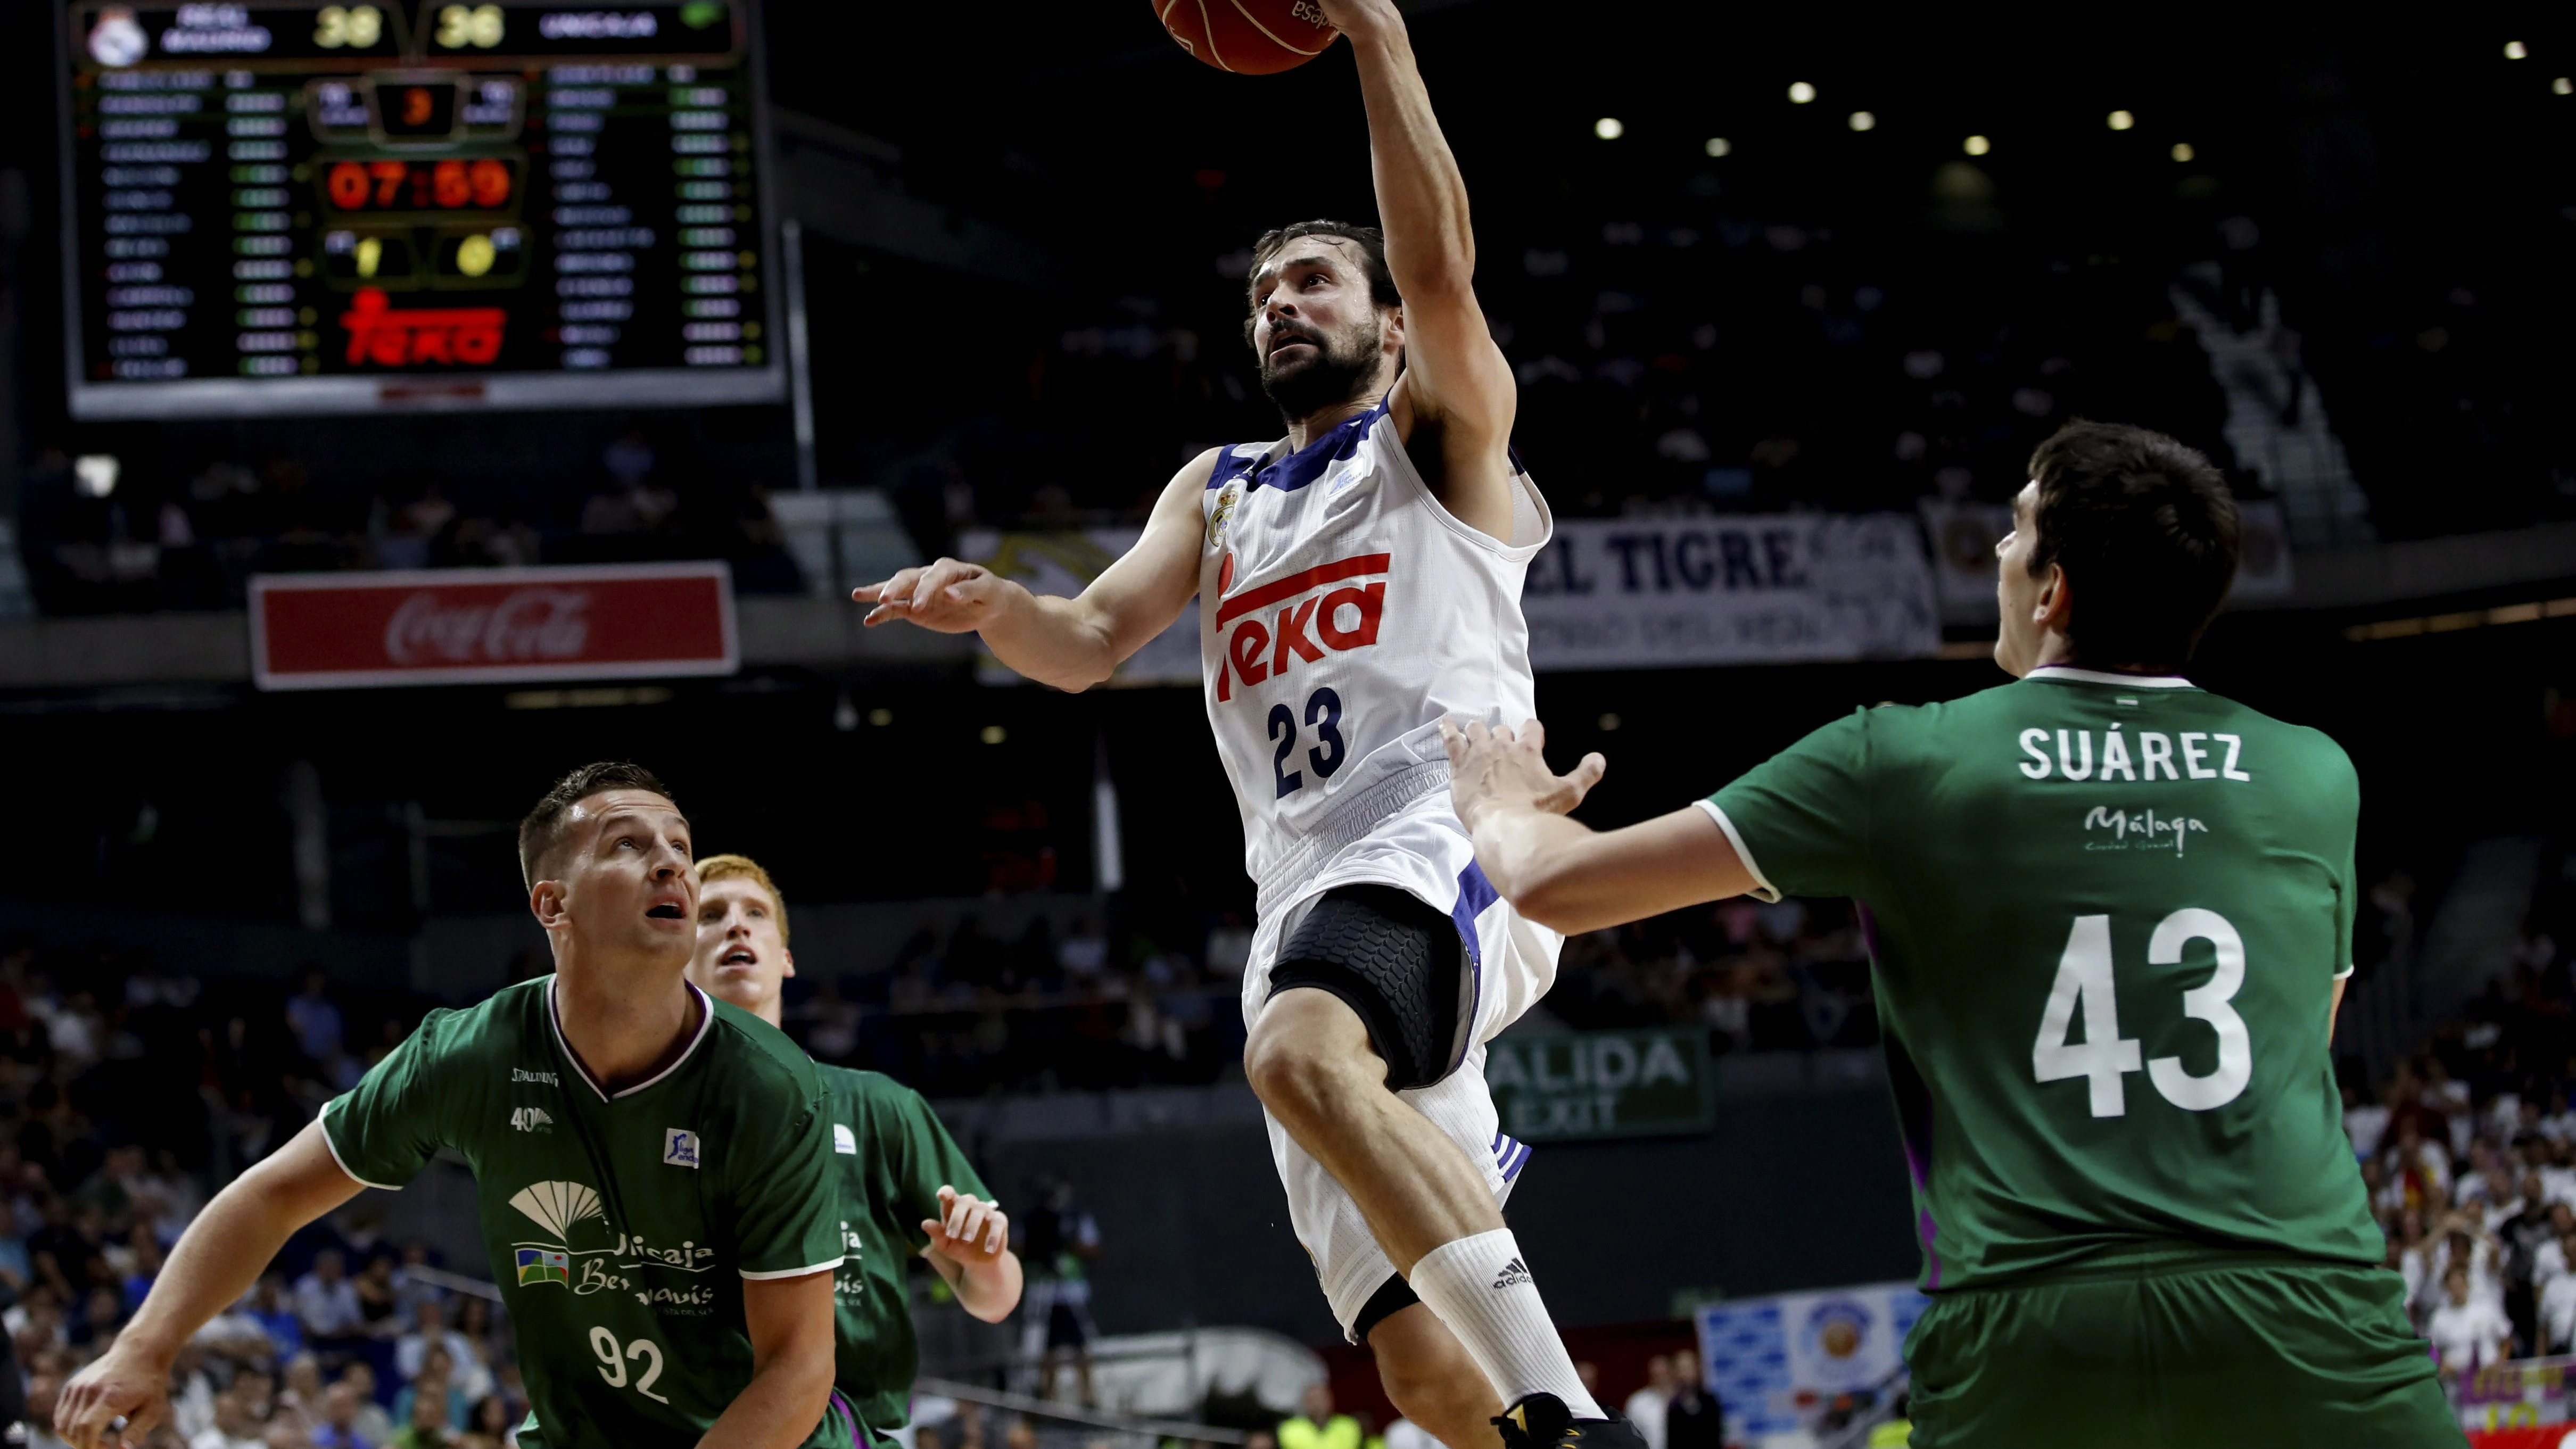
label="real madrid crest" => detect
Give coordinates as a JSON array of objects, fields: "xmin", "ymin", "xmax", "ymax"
[{"xmin": 1206, "ymin": 481, "xmax": 1241, "ymax": 551}]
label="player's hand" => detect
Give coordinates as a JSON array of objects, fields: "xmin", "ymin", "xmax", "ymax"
[
  {"xmin": 1311, "ymin": 0, "xmax": 1398, "ymax": 38},
  {"xmin": 921, "ymin": 1185, "xmax": 1009, "ymax": 1267},
  {"xmin": 1441, "ymin": 718, "xmax": 1606, "ymax": 831},
  {"xmin": 853, "ymin": 559, "xmax": 1012, "ymax": 633},
  {"xmin": 55, "ymin": 1339, "xmax": 171, "ymax": 1449}
]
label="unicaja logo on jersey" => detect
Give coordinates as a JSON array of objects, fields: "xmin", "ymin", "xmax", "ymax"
[
  {"xmin": 509, "ymin": 1180, "xmax": 605, "ymax": 1288},
  {"xmin": 1211, "ymin": 553, "xmax": 1389, "ymax": 703}
]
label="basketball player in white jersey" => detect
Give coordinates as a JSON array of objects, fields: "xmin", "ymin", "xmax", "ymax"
[{"xmin": 852, "ymin": 6, "xmax": 1630, "ymax": 1449}]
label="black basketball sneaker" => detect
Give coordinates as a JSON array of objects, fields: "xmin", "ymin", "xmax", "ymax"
[{"xmin": 1492, "ymin": 1394, "xmax": 1649, "ymax": 1449}]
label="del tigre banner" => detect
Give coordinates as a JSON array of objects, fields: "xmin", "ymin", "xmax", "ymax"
[
  {"xmin": 964, "ymin": 512, "xmax": 1938, "ymax": 685},
  {"xmin": 1521, "ymin": 514, "xmax": 1937, "ymax": 668}
]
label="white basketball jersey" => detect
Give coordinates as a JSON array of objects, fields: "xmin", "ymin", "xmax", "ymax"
[{"xmin": 1198, "ymin": 396, "xmax": 1553, "ymax": 913}]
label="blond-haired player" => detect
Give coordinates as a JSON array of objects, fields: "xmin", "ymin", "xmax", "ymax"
[{"xmin": 686, "ymin": 855, "xmax": 1023, "ymax": 1448}]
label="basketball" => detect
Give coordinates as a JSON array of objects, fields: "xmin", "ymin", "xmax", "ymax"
[{"xmin": 1150, "ymin": 0, "xmax": 1340, "ymax": 74}]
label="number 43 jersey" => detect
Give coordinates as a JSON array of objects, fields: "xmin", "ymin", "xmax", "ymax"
[
  {"xmin": 1199, "ymin": 396, "xmax": 1553, "ymax": 916},
  {"xmin": 1705, "ymin": 665, "xmax": 2385, "ymax": 1291}
]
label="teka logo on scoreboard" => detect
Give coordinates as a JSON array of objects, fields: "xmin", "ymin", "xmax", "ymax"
[
  {"xmin": 340, "ymin": 287, "xmax": 506, "ymax": 368},
  {"xmin": 1210, "ymin": 552, "xmax": 1388, "ymax": 702},
  {"xmin": 249, "ymin": 563, "xmax": 737, "ymax": 690}
]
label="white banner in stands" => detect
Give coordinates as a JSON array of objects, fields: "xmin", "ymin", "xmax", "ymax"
[
  {"xmin": 961, "ymin": 528, "xmax": 1200, "ymax": 688},
  {"xmin": 1695, "ymin": 1280, "xmax": 1930, "ymax": 1438},
  {"xmin": 1522, "ymin": 515, "xmax": 1939, "ymax": 668},
  {"xmin": 1916, "ymin": 500, "xmax": 2012, "ymax": 626},
  {"xmin": 1918, "ymin": 498, "xmax": 2296, "ymax": 623},
  {"xmin": 965, "ymin": 512, "xmax": 1938, "ymax": 685}
]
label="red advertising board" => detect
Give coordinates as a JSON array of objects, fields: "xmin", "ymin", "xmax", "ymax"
[{"xmin": 250, "ymin": 563, "xmax": 738, "ymax": 691}]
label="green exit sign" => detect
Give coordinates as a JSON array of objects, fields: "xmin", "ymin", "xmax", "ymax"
[{"xmin": 1485, "ymin": 1028, "xmax": 1716, "ymax": 1141}]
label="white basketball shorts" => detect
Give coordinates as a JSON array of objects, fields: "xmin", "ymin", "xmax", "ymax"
[{"xmin": 1237, "ymin": 793, "xmax": 1563, "ymax": 1339}]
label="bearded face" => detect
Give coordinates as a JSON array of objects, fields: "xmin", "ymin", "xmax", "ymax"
[{"xmin": 1258, "ymin": 309, "xmax": 1386, "ymax": 420}]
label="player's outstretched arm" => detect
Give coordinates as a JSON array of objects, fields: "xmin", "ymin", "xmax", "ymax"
[
  {"xmin": 701, "ymin": 1269, "xmax": 837, "ymax": 1449},
  {"xmin": 919, "ymin": 1185, "xmax": 1024, "ymax": 1324},
  {"xmin": 852, "ymin": 449, "xmax": 1216, "ymax": 692},
  {"xmin": 1325, "ymin": 0, "xmax": 1517, "ymax": 530},
  {"xmin": 56, "ymin": 1120, "xmax": 367, "ymax": 1449},
  {"xmin": 1442, "ymin": 719, "xmax": 1762, "ymax": 935}
]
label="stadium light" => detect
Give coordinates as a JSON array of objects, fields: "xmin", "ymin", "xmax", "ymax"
[
  {"xmin": 1594, "ymin": 117, "xmax": 1624, "ymax": 140},
  {"xmin": 2505, "ymin": 40, "xmax": 2528, "ymax": 59},
  {"xmin": 1964, "ymin": 134, "xmax": 1991, "ymax": 156},
  {"xmin": 2171, "ymin": 142, "xmax": 2195, "ymax": 162},
  {"xmin": 1705, "ymin": 137, "xmax": 1732, "ymax": 156},
  {"xmin": 980, "ymin": 725, "xmax": 1007, "ymax": 745},
  {"xmin": 2108, "ymin": 110, "xmax": 2135, "ymax": 131},
  {"xmin": 1788, "ymin": 81, "xmax": 1816, "ymax": 104},
  {"xmin": 1848, "ymin": 111, "xmax": 1876, "ymax": 131},
  {"xmin": 73, "ymin": 454, "xmax": 119, "ymax": 498},
  {"xmin": 2557, "ymin": 77, "xmax": 2573, "ymax": 95}
]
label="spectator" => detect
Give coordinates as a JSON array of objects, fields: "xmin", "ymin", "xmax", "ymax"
[
  {"xmin": 390, "ymin": 1244, "xmax": 443, "ymax": 1323},
  {"xmin": 351, "ymin": 1253, "xmax": 399, "ymax": 1338},
  {"xmin": 295, "ymin": 1249, "xmax": 366, "ymax": 1346},
  {"xmin": 1021, "ymin": 1178, "xmax": 1101, "ymax": 1406},
  {"xmin": 121, "ymin": 1224, "xmax": 163, "ymax": 1313},
  {"xmin": 390, "ymin": 1386, "xmax": 455, "ymax": 1449},
  {"xmin": 394, "ymin": 1300, "xmax": 475, "ymax": 1387},
  {"xmin": 1622, "ymin": 1351, "xmax": 1677, "ymax": 1449},
  {"xmin": 248, "ymin": 1273, "xmax": 304, "ymax": 1359},
  {"xmin": 279, "ymin": 1352, "xmax": 328, "ymax": 1430},
  {"xmin": 1278, "ymin": 1384, "xmax": 1360, "ymax": 1449},
  {"xmin": 313, "ymin": 1380, "xmax": 377, "ymax": 1449},
  {"xmin": 1663, "ymin": 1353, "xmax": 1722, "ymax": 1449},
  {"xmin": 339, "ymin": 1364, "xmax": 397, "ymax": 1448},
  {"xmin": 457, "ymin": 1396, "xmax": 513, "ymax": 1449},
  {"xmin": 27, "ymin": 1371, "xmax": 73, "ymax": 1449},
  {"xmin": 286, "ymin": 969, "xmax": 345, "ymax": 1067},
  {"xmin": 169, "ymin": 1342, "xmax": 220, "ymax": 1442},
  {"xmin": 393, "ymin": 1347, "xmax": 469, "ymax": 1433},
  {"xmin": 2426, "ymin": 1266, "xmax": 2511, "ymax": 1379},
  {"xmin": 192, "ymin": 1384, "xmax": 270, "ymax": 1449}
]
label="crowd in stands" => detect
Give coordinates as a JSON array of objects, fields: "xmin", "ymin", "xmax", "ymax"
[
  {"xmin": 752, "ymin": 895, "xmax": 1877, "ymax": 1100},
  {"xmin": 2343, "ymin": 850, "xmax": 2576, "ymax": 1379},
  {"xmin": 13, "ymin": 426, "xmax": 802, "ymax": 615},
  {"xmin": 0, "ymin": 939, "xmax": 524, "ymax": 1449},
  {"xmin": 26, "ymin": 134, "xmax": 2573, "ymax": 619}
]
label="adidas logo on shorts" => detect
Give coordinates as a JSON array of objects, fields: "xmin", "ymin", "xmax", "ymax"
[{"xmin": 1491, "ymin": 1256, "xmax": 1532, "ymax": 1290}]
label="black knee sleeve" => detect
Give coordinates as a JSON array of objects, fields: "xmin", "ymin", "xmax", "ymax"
[{"xmin": 1268, "ymin": 883, "xmax": 1467, "ymax": 1091}]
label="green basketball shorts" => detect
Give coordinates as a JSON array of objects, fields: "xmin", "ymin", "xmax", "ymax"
[{"xmin": 1903, "ymin": 1253, "xmax": 2461, "ymax": 1448}]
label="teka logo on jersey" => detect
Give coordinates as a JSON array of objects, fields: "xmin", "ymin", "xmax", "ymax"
[{"xmin": 1211, "ymin": 553, "xmax": 1389, "ymax": 702}]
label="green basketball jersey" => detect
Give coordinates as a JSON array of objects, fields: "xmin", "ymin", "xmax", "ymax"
[
  {"xmin": 1706, "ymin": 665, "xmax": 2383, "ymax": 1291},
  {"xmin": 321, "ymin": 978, "xmax": 853, "ymax": 1449},
  {"xmin": 816, "ymin": 1066, "xmax": 992, "ymax": 1438}
]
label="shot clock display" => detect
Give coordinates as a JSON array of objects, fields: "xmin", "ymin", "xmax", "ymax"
[{"xmin": 57, "ymin": 0, "xmax": 784, "ymax": 417}]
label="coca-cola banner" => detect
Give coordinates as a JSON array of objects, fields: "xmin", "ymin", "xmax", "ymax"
[{"xmin": 250, "ymin": 563, "xmax": 738, "ymax": 691}]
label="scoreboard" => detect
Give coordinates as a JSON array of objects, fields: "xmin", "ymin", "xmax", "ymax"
[{"xmin": 57, "ymin": 0, "xmax": 784, "ymax": 418}]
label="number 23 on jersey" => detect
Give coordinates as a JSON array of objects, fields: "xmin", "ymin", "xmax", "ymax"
[{"xmin": 2032, "ymin": 908, "xmax": 2252, "ymax": 1117}]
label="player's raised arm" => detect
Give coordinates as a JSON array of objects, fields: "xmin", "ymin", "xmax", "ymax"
[
  {"xmin": 852, "ymin": 448, "xmax": 1216, "ymax": 692},
  {"xmin": 1326, "ymin": 1, "xmax": 1518, "ymax": 522},
  {"xmin": 56, "ymin": 1121, "xmax": 368, "ymax": 1449},
  {"xmin": 1441, "ymin": 720, "xmax": 1762, "ymax": 934}
]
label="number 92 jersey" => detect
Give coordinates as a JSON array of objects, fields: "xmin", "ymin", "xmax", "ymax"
[
  {"xmin": 1199, "ymin": 396, "xmax": 1554, "ymax": 916},
  {"xmin": 1703, "ymin": 665, "xmax": 2387, "ymax": 1291}
]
